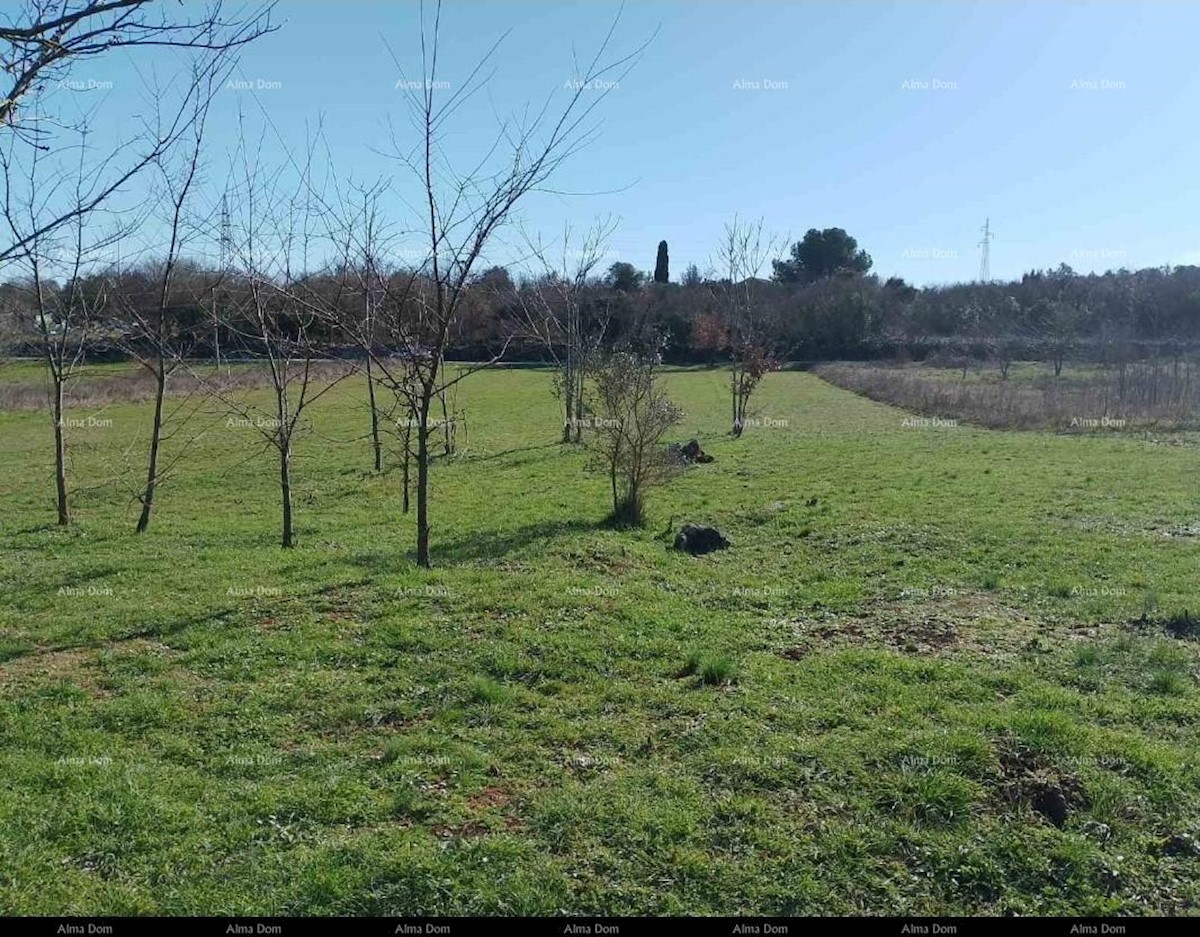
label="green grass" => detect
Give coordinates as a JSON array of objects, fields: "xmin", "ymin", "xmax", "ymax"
[{"xmin": 1, "ymin": 364, "xmax": 1199, "ymax": 914}]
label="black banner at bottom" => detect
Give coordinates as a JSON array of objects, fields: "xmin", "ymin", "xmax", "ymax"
[{"xmin": 0, "ymin": 918, "xmax": 1188, "ymax": 937}]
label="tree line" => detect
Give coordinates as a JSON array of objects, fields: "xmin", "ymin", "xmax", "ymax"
[{"xmin": 10, "ymin": 238, "xmax": 1199, "ymax": 372}]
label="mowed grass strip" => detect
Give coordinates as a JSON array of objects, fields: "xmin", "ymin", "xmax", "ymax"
[{"xmin": 0, "ymin": 366, "xmax": 1198, "ymax": 914}]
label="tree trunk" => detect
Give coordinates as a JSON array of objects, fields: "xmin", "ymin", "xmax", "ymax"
[
  {"xmin": 401, "ymin": 417, "xmax": 411, "ymax": 514},
  {"xmin": 136, "ymin": 366, "xmax": 167, "ymax": 533},
  {"xmin": 439, "ymin": 388, "xmax": 451, "ymax": 456},
  {"xmin": 416, "ymin": 394, "xmax": 432, "ymax": 567},
  {"xmin": 280, "ymin": 438, "xmax": 294, "ymax": 548},
  {"xmin": 731, "ymin": 367, "xmax": 739, "ymax": 436},
  {"xmin": 564, "ymin": 308, "xmax": 577, "ymax": 443},
  {"xmin": 366, "ymin": 357, "xmax": 382, "ymax": 471},
  {"xmin": 610, "ymin": 457, "xmax": 619, "ymax": 517},
  {"xmin": 51, "ymin": 378, "xmax": 69, "ymax": 526},
  {"xmin": 562, "ymin": 372, "xmax": 574, "ymax": 443},
  {"xmin": 573, "ymin": 372, "xmax": 584, "ymax": 443}
]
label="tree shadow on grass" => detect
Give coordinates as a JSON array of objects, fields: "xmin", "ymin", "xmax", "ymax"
[
  {"xmin": 0, "ymin": 607, "xmax": 235, "ymax": 665},
  {"xmin": 349, "ymin": 517, "xmax": 605, "ymax": 573},
  {"xmin": 458, "ymin": 441, "xmax": 562, "ymax": 465},
  {"xmin": 3, "ymin": 522, "xmax": 63, "ymax": 537},
  {"xmin": 430, "ymin": 517, "xmax": 604, "ymax": 565}
]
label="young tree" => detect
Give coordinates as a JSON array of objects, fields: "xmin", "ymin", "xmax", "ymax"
[
  {"xmin": 372, "ymin": 0, "xmax": 650, "ymax": 566},
  {"xmin": 713, "ymin": 215, "xmax": 784, "ymax": 436},
  {"xmin": 513, "ymin": 216, "xmax": 617, "ymax": 442},
  {"xmin": 25, "ymin": 220, "xmax": 108, "ymax": 525},
  {"xmin": 1039, "ymin": 298, "xmax": 1083, "ymax": 378},
  {"xmin": 210, "ymin": 140, "xmax": 350, "ymax": 548},
  {"xmin": 113, "ymin": 71, "xmax": 217, "ymax": 533},
  {"xmin": 342, "ymin": 183, "xmax": 392, "ymax": 472},
  {"xmin": 587, "ymin": 346, "xmax": 682, "ymax": 527},
  {"xmin": 3, "ymin": 118, "xmax": 128, "ymax": 526}
]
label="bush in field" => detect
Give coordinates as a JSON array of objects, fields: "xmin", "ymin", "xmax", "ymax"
[{"xmin": 587, "ymin": 349, "xmax": 683, "ymax": 527}]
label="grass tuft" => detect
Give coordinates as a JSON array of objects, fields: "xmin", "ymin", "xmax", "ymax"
[{"xmin": 700, "ymin": 656, "xmax": 736, "ymax": 686}]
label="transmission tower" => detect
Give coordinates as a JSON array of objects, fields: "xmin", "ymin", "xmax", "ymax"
[
  {"xmin": 214, "ymin": 193, "xmax": 232, "ymax": 377},
  {"xmin": 977, "ymin": 217, "xmax": 993, "ymax": 282},
  {"xmin": 219, "ymin": 193, "xmax": 232, "ymax": 273}
]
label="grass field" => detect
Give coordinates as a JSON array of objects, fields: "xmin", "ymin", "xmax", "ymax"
[{"xmin": 1, "ymin": 364, "xmax": 1199, "ymax": 915}]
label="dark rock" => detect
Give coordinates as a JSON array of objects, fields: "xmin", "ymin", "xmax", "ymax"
[
  {"xmin": 673, "ymin": 524, "xmax": 730, "ymax": 555},
  {"xmin": 668, "ymin": 439, "xmax": 714, "ymax": 465},
  {"xmin": 1162, "ymin": 833, "xmax": 1200, "ymax": 857},
  {"xmin": 681, "ymin": 439, "xmax": 714, "ymax": 464},
  {"xmin": 1031, "ymin": 783, "xmax": 1070, "ymax": 827}
]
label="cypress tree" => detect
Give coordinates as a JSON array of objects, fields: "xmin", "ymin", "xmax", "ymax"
[{"xmin": 654, "ymin": 240, "xmax": 669, "ymax": 284}]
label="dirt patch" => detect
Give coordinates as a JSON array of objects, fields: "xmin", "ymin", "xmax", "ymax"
[
  {"xmin": 430, "ymin": 820, "xmax": 490, "ymax": 839},
  {"xmin": 1, "ymin": 639, "xmax": 200, "ymax": 702},
  {"xmin": 466, "ymin": 786, "xmax": 511, "ymax": 810},
  {"xmin": 556, "ymin": 545, "xmax": 635, "ymax": 576},
  {"xmin": 776, "ymin": 590, "xmax": 1069, "ymax": 660},
  {"xmin": 993, "ymin": 738, "xmax": 1090, "ymax": 829},
  {"xmin": 0, "ymin": 645, "xmax": 113, "ymax": 698}
]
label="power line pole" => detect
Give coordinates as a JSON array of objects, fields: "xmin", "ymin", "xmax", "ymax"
[
  {"xmin": 977, "ymin": 217, "xmax": 993, "ymax": 282},
  {"xmin": 213, "ymin": 193, "xmax": 232, "ymax": 378}
]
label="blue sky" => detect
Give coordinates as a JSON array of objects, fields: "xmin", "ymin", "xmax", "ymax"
[{"xmin": 26, "ymin": 0, "xmax": 1200, "ymax": 285}]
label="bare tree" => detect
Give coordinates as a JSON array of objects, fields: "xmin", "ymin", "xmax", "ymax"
[
  {"xmin": 586, "ymin": 345, "xmax": 682, "ymax": 527},
  {"xmin": 513, "ymin": 216, "xmax": 617, "ymax": 442},
  {"xmin": 364, "ymin": 0, "xmax": 649, "ymax": 566},
  {"xmin": 712, "ymin": 215, "xmax": 784, "ymax": 436},
  {"xmin": 3, "ymin": 131, "xmax": 116, "ymax": 525},
  {"xmin": 1040, "ymin": 298, "xmax": 1083, "ymax": 379},
  {"xmin": 109, "ymin": 70, "xmax": 216, "ymax": 533},
  {"xmin": 209, "ymin": 138, "xmax": 350, "ymax": 548},
  {"xmin": 361, "ymin": 199, "xmax": 386, "ymax": 472},
  {"xmin": 333, "ymin": 182, "xmax": 394, "ymax": 472}
]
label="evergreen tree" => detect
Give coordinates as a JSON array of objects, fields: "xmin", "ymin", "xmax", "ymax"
[{"xmin": 654, "ymin": 240, "xmax": 669, "ymax": 284}]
